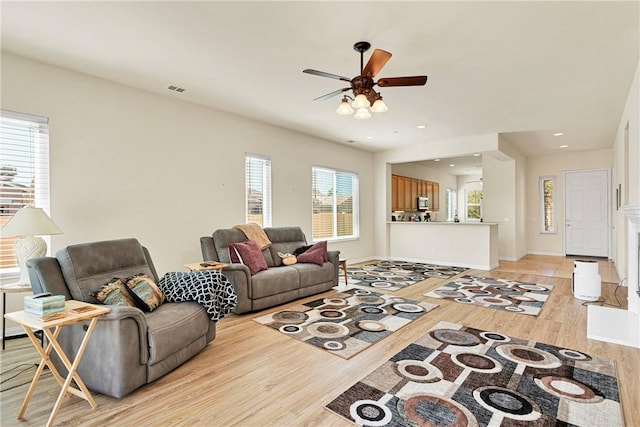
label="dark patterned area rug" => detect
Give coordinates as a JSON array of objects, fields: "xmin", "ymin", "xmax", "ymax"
[
  {"xmin": 343, "ymin": 260, "xmax": 469, "ymax": 291},
  {"xmin": 326, "ymin": 321, "xmax": 623, "ymax": 426},
  {"xmin": 254, "ymin": 289, "xmax": 438, "ymax": 359},
  {"xmin": 424, "ymin": 275, "xmax": 554, "ymax": 316}
]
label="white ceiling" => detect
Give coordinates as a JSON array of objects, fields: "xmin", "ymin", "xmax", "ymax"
[
  {"xmin": 2, "ymin": 1, "xmax": 638, "ymax": 158},
  {"xmin": 414, "ymin": 154, "xmax": 483, "ymax": 177}
]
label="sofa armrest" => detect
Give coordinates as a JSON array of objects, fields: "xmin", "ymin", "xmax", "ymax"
[
  {"xmin": 97, "ymin": 305, "xmax": 150, "ymax": 364},
  {"xmin": 327, "ymin": 250, "xmax": 341, "ymax": 287},
  {"xmin": 221, "ymin": 263, "xmax": 252, "ymax": 314},
  {"xmin": 27, "ymin": 257, "xmax": 73, "ymax": 299},
  {"xmin": 55, "ymin": 305, "xmax": 149, "ymax": 398}
]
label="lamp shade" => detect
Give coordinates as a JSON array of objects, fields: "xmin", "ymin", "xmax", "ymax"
[
  {"xmin": 1, "ymin": 207, "xmax": 62, "ymax": 237},
  {"xmin": 351, "ymin": 94, "xmax": 371, "ymax": 109},
  {"xmin": 336, "ymin": 99, "xmax": 354, "ymax": 115},
  {"xmin": 354, "ymin": 108, "xmax": 371, "ymax": 120},
  {"xmin": 371, "ymin": 99, "xmax": 388, "ymax": 113}
]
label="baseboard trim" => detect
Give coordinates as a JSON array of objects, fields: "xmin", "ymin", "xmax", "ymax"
[{"xmin": 527, "ymin": 251, "xmax": 566, "ymax": 257}]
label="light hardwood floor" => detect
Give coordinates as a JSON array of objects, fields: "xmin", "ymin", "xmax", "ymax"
[{"xmin": 1, "ymin": 255, "xmax": 638, "ymax": 426}]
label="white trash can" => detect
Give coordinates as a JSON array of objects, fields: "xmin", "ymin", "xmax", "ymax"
[{"xmin": 572, "ymin": 260, "xmax": 601, "ymax": 301}]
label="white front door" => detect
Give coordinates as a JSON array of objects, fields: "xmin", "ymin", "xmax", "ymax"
[{"xmin": 565, "ymin": 170, "xmax": 609, "ymax": 257}]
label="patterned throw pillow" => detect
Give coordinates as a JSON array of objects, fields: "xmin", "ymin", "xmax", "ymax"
[
  {"xmin": 124, "ymin": 274, "xmax": 165, "ymax": 312},
  {"xmin": 229, "ymin": 240, "xmax": 268, "ymax": 275},
  {"xmin": 296, "ymin": 241, "xmax": 328, "ymax": 266},
  {"xmin": 92, "ymin": 279, "xmax": 137, "ymax": 307}
]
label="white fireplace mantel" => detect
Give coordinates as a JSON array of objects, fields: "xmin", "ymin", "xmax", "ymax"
[{"xmin": 587, "ymin": 204, "xmax": 640, "ymax": 348}]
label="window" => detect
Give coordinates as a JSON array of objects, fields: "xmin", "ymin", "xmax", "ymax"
[
  {"xmin": 465, "ymin": 188, "xmax": 483, "ymax": 221},
  {"xmin": 312, "ymin": 166, "xmax": 359, "ymax": 241},
  {"xmin": 539, "ymin": 176, "xmax": 556, "ymax": 233},
  {"xmin": 1, "ymin": 110, "xmax": 50, "ymax": 276},
  {"xmin": 446, "ymin": 188, "xmax": 457, "ymax": 221},
  {"xmin": 245, "ymin": 153, "xmax": 271, "ymax": 227}
]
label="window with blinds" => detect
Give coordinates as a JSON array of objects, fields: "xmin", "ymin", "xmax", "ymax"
[
  {"xmin": 539, "ymin": 175, "xmax": 557, "ymax": 233},
  {"xmin": 245, "ymin": 153, "xmax": 271, "ymax": 227},
  {"xmin": 1, "ymin": 110, "xmax": 51, "ymax": 275},
  {"xmin": 312, "ymin": 166, "xmax": 359, "ymax": 241}
]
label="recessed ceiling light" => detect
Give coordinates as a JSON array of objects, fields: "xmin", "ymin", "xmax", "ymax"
[
  {"xmin": 449, "ymin": 164, "xmax": 455, "ymax": 167},
  {"xmin": 473, "ymin": 153, "xmax": 480, "ymax": 157},
  {"xmin": 560, "ymin": 144, "xmax": 569, "ymax": 148},
  {"xmin": 366, "ymin": 136, "xmax": 374, "ymax": 139},
  {"xmin": 553, "ymin": 132, "xmax": 564, "ymax": 136},
  {"xmin": 417, "ymin": 125, "xmax": 426, "ymax": 129},
  {"xmin": 434, "ymin": 158, "xmax": 441, "ymax": 162}
]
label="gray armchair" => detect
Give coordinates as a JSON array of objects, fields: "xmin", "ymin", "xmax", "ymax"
[{"xmin": 27, "ymin": 238, "xmax": 216, "ymax": 398}]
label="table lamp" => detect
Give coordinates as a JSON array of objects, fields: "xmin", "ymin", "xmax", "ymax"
[{"xmin": 1, "ymin": 207, "xmax": 62, "ymax": 285}]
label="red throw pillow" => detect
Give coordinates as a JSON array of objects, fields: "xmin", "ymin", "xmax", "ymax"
[
  {"xmin": 229, "ymin": 241, "xmax": 268, "ymax": 275},
  {"xmin": 296, "ymin": 241, "xmax": 328, "ymax": 266}
]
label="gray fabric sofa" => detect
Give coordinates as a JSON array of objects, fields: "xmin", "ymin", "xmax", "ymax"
[
  {"xmin": 26, "ymin": 238, "xmax": 217, "ymax": 398},
  {"xmin": 200, "ymin": 226, "xmax": 339, "ymax": 314}
]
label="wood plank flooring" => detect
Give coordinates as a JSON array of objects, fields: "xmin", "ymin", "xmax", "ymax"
[{"xmin": 1, "ymin": 255, "xmax": 638, "ymax": 426}]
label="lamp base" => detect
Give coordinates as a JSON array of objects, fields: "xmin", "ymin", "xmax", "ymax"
[{"xmin": 14, "ymin": 237, "xmax": 47, "ymax": 286}]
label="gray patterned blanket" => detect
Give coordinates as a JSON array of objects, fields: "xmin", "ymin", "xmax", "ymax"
[{"xmin": 158, "ymin": 270, "xmax": 237, "ymax": 321}]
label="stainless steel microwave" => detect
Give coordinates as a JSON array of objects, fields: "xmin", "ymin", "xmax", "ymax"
[{"xmin": 417, "ymin": 196, "xmax": 429, "ymax": 210}]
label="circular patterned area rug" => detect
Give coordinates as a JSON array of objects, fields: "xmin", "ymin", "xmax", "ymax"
[
  {"xmin": 345, "ymin": 260, "xmax": 468, "ymax": 291},
  {"xmin": 253, "ymin": 288, "xmax": 439, "ymax": 359},
  {"xmin": 325, "ymin": 320, "xmax": 623, "ymax": 427}
]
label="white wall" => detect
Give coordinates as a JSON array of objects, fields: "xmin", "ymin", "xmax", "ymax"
[
  {"xmin": 526, "ymin": 149, "xmax": 613, "ymax": 256},
  {"xmin": 613, "ymin": 61, "xmax": 639, "ymax": 289},
  {"xmin": 1, "ymin": 53, "xmax": 375, "ymax": 322}
]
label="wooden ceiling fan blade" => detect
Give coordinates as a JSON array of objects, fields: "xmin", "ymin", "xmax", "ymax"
[
  {"xmin": 377, "ymin": 76, "xmax": 428, "ymax": 87},
  {"xmin": 362, "ymin": 49, "xmax": 392, "ymax": 78},
  {"xmin": 303, "ymin": 69, "xmax": 351, "ymax": 82},
  {"xmin": 313, "ymin": 87, "xmax": 350, "ymax": 102}
]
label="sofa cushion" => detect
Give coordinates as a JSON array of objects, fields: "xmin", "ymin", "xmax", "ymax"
[
  {"xmin": 265, "ymin": 226, "xmax": 307, "ymax": 267},
  {"xmin": 250, "ymin": 267, "xmax": 300, "ymax": 299},
  {"xmin": 229, "ymin": 241, "xmax": 269, "ymax": 275},
  {"xmin": 92, "ymin": 279, "xmax": 137, "ymax": 307},
  {"xmin": 57, "ymin": 238, "xmax": 156, "ymax": 303},
  {"xmin": 292, "ymin": 262, "xmax": 335, "ymax": 288},
  {"xmin": 125, "ymin": 274, "xmax": 165, "ymax": 312},
  {"xmin": 212, "ymin": 228, "xmax": 274, "ymax": 266},
  {"xmin": 296, "ymin": 241, "xmax": 328, "ymax": 266},
  {"xmin": 145, "ymin": 302, "xmax": 210, "ymax": 365}
]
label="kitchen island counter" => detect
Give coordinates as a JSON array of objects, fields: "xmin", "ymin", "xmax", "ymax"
[{"xmin": 389, "ymin": 221, "xmax": 499, "ymax": 270}]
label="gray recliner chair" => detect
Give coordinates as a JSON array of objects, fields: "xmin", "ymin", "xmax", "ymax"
[{"xmin": 27, "ymin": 238, "xmax": 216, "ymax": 398}]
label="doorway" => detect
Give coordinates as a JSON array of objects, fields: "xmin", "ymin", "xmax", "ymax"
[{"xmin": 564, "ymin": 169, "xmax": 609, "ymax": 257}]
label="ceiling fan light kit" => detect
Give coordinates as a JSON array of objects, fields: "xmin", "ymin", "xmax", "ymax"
[{"xmin": 303, "ymin": 41, "xmax": 427, "ymax": 119}]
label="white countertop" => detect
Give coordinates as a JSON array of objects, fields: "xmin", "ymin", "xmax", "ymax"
[{"xmin": 388, "ymin": 221, "xmax": 498, "ymax": 226}]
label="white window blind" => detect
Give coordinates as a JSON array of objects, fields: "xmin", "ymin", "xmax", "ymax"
[
  {"xmin": 0, "ymin": 110, "xmax": 51, "ymax": 275},
  {"xmin": 245, "ymin": 153, "xmax": 271, "ymax": 227},
  {"xmin": 539, "ymin": 175, "xmax": 557, "ymax": 233},
  {"xmin": 312, "ymin": 166, "xmax": 359, "ymax": 241}
]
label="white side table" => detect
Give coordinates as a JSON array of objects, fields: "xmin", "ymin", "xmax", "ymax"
[{"xmin": 1, "ymin": 282, "xmax": 32, "ymax": 350}]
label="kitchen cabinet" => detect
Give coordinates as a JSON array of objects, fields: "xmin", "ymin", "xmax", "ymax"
[
  {"xmin": 391, "ymin": 174, "xmax": 440, "ymax": 211},
  {"xmin": 432, "ymin": 182, "xmax": 440, "ymax": 211},
  {"xmin": 391, "ymin": 174, "xmax": 399, "ymax": 211},
  {"xmin": 410, "ymin": 179, "xmax": 418, "ymax": 209}
]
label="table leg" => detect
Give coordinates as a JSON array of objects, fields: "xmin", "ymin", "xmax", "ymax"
[
  {"xmin": 2, "ymin": 292, "xmax": 6, "ymax": 350},
  {"xmin": 17, "ymin": 326, "xmax": 65, "ymax": 420},
  {"xmin": 44, "ymin": 318, "xmax": 99, "ymax": 427}
]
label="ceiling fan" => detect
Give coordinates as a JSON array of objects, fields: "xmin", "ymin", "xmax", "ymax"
[{"xmin": 303, "ymin": 41, "xmax": 428, "ymax": 119}]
